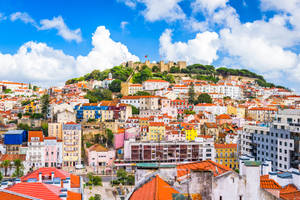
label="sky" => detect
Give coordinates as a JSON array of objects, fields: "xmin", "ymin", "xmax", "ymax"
[{"xmin": 0, "ymin": 0, "xmax": 300, "ymax": 91}]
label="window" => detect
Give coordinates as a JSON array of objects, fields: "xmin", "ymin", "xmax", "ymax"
[{"xmin": 220, "ymin": 196, "xmax": 222, "ymax": 200}]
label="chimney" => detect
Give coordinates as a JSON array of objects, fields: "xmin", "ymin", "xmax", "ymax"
[
  {"xmin": 39, "ymin": 172, "xmax": 42, "ymax": 182},
  {"xmin": 51, "ymin": 172, "xmax": 55, "ymax": 181}
]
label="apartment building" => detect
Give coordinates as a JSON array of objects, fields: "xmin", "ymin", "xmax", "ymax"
[
  {"xmin": 124, "ymin": 138, "xmax": 215, "ymax": 163},
  {"xmin": 26, "ymin": 131, "xmax": 45, "ymax": 168},
  {"xmin": 62, "ymin": 122, "xmax": 81, "ymax": 167},
  {"xmin": 241, "ymin": 109, "xmax": 299, "ymax": 171},
  {"xmin": 215, "ymin": 143, "xmax": 238, "ymax": 169},
  {"xmin": 48, "ymin": 122, "xmax": 62, "ymax": 139}
]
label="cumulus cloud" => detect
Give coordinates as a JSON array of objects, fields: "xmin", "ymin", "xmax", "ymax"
[
  {"xmin": 159, "ymin": 29, "xmax": 219, "ymax": 64},
  {"xmin": 0, "ymin": 26, "xmax": 139, "ymax": 86},
  {"xmin": 77, "ymin": 26, "xmax": 139, "ymax": 74},
  {"xmin": 10, "ymin": 12, "xmax": 38, "ymax": 27},
  {"xmin": 39, "ymin": 16, "xmax": 82, "ymax": 43}
]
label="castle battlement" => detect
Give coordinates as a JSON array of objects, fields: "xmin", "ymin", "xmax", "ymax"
[{"xmin": 122, "ymin": 60, "xmax": 187, "ymax": 72}]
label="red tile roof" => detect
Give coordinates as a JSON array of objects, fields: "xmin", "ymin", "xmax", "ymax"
[
  {"xmin": 145, "ymin": 79, "xmax": 169, "ymax": 83},
  {"xmin": 0, "ymin": 190, "xmax": 34, "ymax": 200},
  {"xmin": 129, "ymin": 175, "xmax": 179, "ymax": 200},
  {"xmin": 7, "ymin": 182, "xmax": 62, "ymax": 200},
  {"xmin": 28, "ymin": 131, "xmax": 44, "ymax": 142},
  {"xmin": 260, "ymin": 179, "xmax": 281, "ymax": 189},
  {"xmin": 280, "ymin": 184, "xmax": 300, "ymax": 200},
  {"xmin": 214, "ymin": 144, "xmax": 237, "ymax": 149},
  {"xmin": 176, "ymin": 160, "xmax": 232, "ymax": 180},
  {"xmin": 149, "ymin": 122, "xmax": 165, "ymax": 126},
  {"xmin": 0, "ymin": 154, "xmax": 26, "ymax": 162},
  {"xmin": 21, "ymin": 167, "xmax": 70, "ymax": 182}
]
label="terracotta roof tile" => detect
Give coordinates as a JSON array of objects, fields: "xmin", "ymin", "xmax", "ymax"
[
  {"xmin": 176, "ymin": 160, "xmax": 232, "ymax": 180},
  {"xmin": 129, "ymin": 175, "xmax": 179, "ymax": 200},
  {"xmin": 280, "ymin": 184, "xmax": 300, "ymax": 200},
  {"xmin": 260, "ymin": 179, "xmax": 281, "ymax": 189}
]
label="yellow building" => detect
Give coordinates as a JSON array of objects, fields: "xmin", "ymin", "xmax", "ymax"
[
  {"xmin": 227, "ymin": 105, "xmax": 237, "ymax": 116},
  {"xmin": 24, "ymin": 102, "xmax": 38, "ymax": 113},
  {"xmin": 148, "ymin": 122, "xmax": 165, "ymax": 141},
  {"xmin": 183, "ymin": 128, "xmax": 197, "ymax": 141},
  {"xmin": 237, "ymin": 105, "xmax": 246, "ymax": 119},
  {"xmin": 215, "ymin": 143, "xmax": 238, "ymax": 169},
  {"xmin": 48, "ymin": 122, "xmax": 63, "ymax": 140}
]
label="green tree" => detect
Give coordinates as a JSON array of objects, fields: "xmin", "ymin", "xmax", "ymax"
[
  {"xmin": 170, "ymin": 66, "xmax": 180, "ymax": 73},
  {"xmin": 196, "ymin": 93, "xmax": 212, "ymax": 104},
  {"xmin": 33, "ymin": 85, "xmax": 38, "ymax": 91},
  {"xmin": 17, "ymin": 113, "xmax": 22, "ymax": 119},
  {"xmin": 41, "ymin": 94, "xmax": 50, "ymax": 119},
  {"xmin": 0, "ymin": 171, "xmax": 3, "ymax": 181},
  {"xmin": 94, "ymin": 194, "xmax": 101, "ymax": 200},
  {"xmin": 17, "ymin": 123, "xmax": 30, "ymax": 131},
  {"xmin": 109, "ymin": 79, "xmax": 122, "ymax": 92},
  {"xmin": 41, "ymin": 122, "xmax": 48, "ymax": 137},
  {"xmin": 12, "ymin": 159, "xmax": 23, "ymax": 178},
  {"xmin": 4, "ymin": 89, "xmax": 12, "ymax": 94},
  {"xmin": 132, "ymin": 67, "xmax": 153, "ymax": 83},
  {"xmin": 106, "ymin": 129, "xmax": 114, "ymax": 147},
  {"xmin": 131, "ymin": 106, "xmax": 139, "ymax": 115},
  {"xmin": 133, "ymin": 91, "xmax": 151, "ymax": 96},
  {"xmin": 152, "ymin": 65, "xmax": 160, "ymax": 72},
  {"xmin": 188, "ymin": 83, "xmax": 195, "ymax": 104},
  {"xmin": 2, "ymin": 160, "xmax": 10, "ymax": 176},
  {"xmin": 84, "ymin": 88, "xmax": 112, "ymax": 103}
]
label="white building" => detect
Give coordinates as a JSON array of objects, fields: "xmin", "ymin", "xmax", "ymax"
[
  {"xmin": 143, "ymin": 79, "xmax": 170, "ymax": 90},
  {"xmin": 194, "ymin": 103, "xmax": 227, "ymax": 116},
  {"xmin": 26, "ymin": 131, "xmax": 45, "ymax": 168},
  {"xmin": 102, "ymin": 73, "xmax": 114, "ymax": 89}
]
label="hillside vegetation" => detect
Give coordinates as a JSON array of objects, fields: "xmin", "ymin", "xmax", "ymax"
[{"xmin": 65, "ymin": 63, "xmax": 287, "ymax": 89}]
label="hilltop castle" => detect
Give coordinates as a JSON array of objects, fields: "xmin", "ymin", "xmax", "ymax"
[{"xmin": 122, "ymin": 60, "xmax": 187, "ymax": 72}]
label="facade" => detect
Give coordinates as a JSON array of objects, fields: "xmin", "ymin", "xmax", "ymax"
[
  {"xmin": 26, "ymin": 131, "xmax": 45, "ymax": 168},
  {"xmin": 124, "ymin": 138, "xmax": 215, "ymax": 163},
  {"xmin": 44, "ymin": 137, "xmax": 63, "ymax": 167},
  {"xmin": 242, "ymin": 109, "xmax": 299, "ymax": 171},
  {"xmin": 128, "ymin": 84, "xmax": 143, "ymax": 95},
  {"xmin": 215, "ymin": 143, "xmax": 238, "ymax": 169},
  {"xmin": 247, "ymin": 107, "xmax": 278, "ymax": 122},
  {"xmin": 4, "ymin": 130, "xmax": 26, "ymax": 154},
  {"xmin": 86, "ymin": 144, "xmax": 115, "ymax": 167},
  {"xmin": 48, "ymin": 122, "xmax": 63, "ymax": 139},
  {"xmin": 62, "ymin": 122, "xmax": 82, "ymax": 167},
  {"xmin": 148, "ymin": 122, "xmax": 165, "ymax": 141},
  {"xmin": 143, "ymin": 79, "xmax": 170, "ymax": 91}
]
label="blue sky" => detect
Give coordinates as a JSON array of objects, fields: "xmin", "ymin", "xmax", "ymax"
[{"xmin": 0, "ymin": 0, "xmax": 299, "ymax": 91}]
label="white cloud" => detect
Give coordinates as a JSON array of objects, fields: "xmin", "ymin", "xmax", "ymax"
[
  {"xmin": 118, "ymin": 0, "xmax": 137, "ymax": 8},
  {"xmin": 77, "ymin": 26, "xmax": 139, "ymax": 74},
  {"xmin": 39, "ymin": 16, "xmax": 82, "ymax": 43},
  {"xmin": 0, "ymin": 26, "xmax": 139, "ymax": 86},
  {"xmin": 10, "ymin": 12, "xmax": 37, "ymax": 27},
  {"xmin": 10, "ymin": 12, "xmax": 82, "ymax": 42},
  {"xmin": 120, "ymin": 21, "xmax": 129, "ymax": 30},
  {"xmin": 159, "ymin": 29, "xmax": 219, "ymax": 64},
  {"xmin": 0, "ymin": 42, "xmax": 76, "ymax": 86},
  {"xmin": 119, "ymin": 0, "xmax": 185, "ymax": 22},
  {"xmin": 192, "ymin": 0, "xmax": 229, "ymax": 13}
]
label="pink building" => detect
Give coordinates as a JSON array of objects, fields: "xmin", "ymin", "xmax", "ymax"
[
  {"xmin": 44, "ymin": 137, "xmax": 63, "ymax": 168},
  {"xmin": 114, "ymin": 127, "xmax": 139, "ymax": 149},
  {"xmin": 86, "ymin": 144, "xmax": 115, "ymax": 167}
]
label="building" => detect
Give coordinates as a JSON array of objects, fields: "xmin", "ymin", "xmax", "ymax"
[
  {"xmin": 4, "ymin": 130, "xmax": 27, "ymax": 154},
  {"xmin": 102, "ymin": 72, "xmax": 114, "ymax": 88},
  {"xmin": 148, "ymin": 122, "xmax": 165, "ymax": 141},
  {"xmin": 128, "ymin": 84, "xmax": 143, "ymax": 95},
  {"xmin": 242, "ymin": 109, "xmax": 300, "ymax": 171},
  {"xmin": 86, "ymin": 144, "xmax": 115, "ymax": 168},
  {"xmin": 44, "ymin": 137, "xmax": 63, "ymax": 168},
  {"xmin": 247, "ymin": 107, "xmax": 278, "ymax": 122},
  {"xmin": 26, "ymin": 131, "xmax": 44, "ymax": 168},
  {"xmin": 215, "ymin": 143, "xmax": 238, "ymax": 169},
  {"xmin": 143, "ymin": 79, "xmax": 170, "ymax": 91},
  {"xmin": 62, "ymin": 122, "xmax": 82, "ymax": 167},
  {"xmin": 124, "ymin": 138, "xmax": 215, "ymax": 163},
  {"xmin": 183, "ymin": 127, "xmax": 197, "ymax": 141},
  {"xmin": 48, "ymin": 122, "xmax": 63, "ymax": 139}
]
